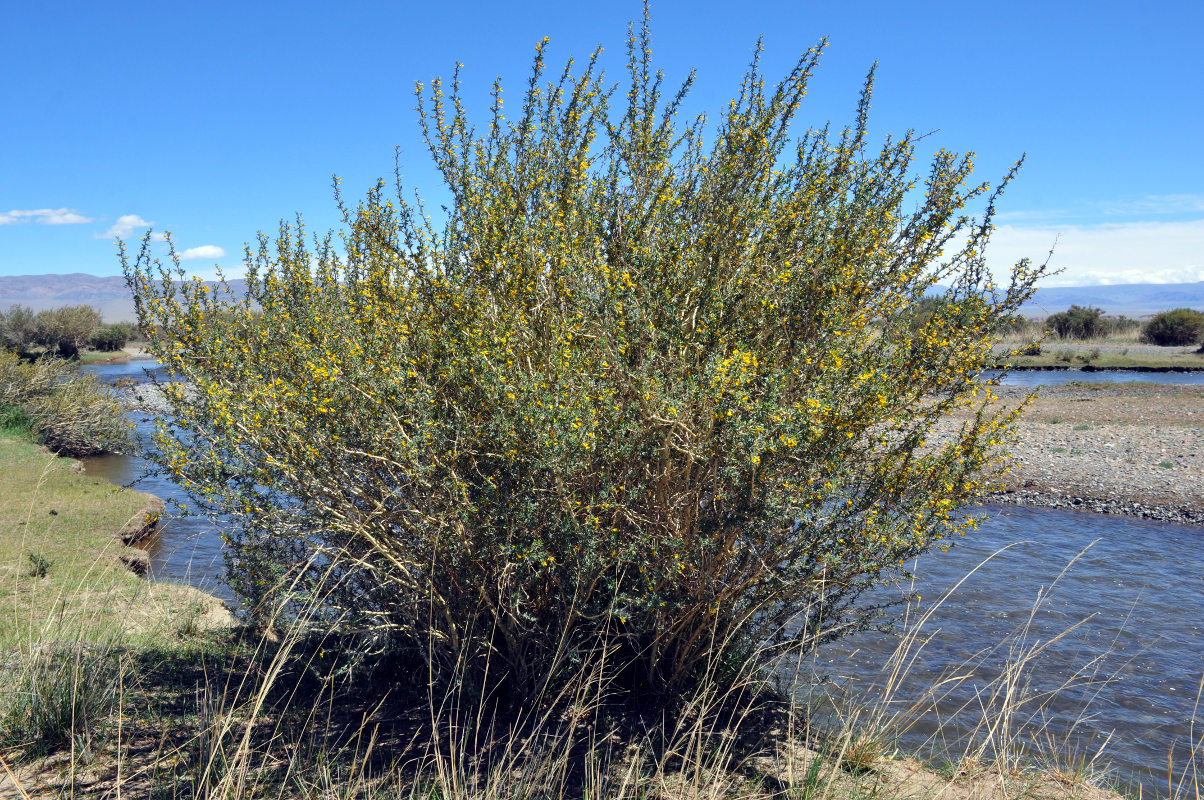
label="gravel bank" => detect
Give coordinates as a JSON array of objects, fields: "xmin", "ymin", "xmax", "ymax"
[{"xmin": 946, "ymin": 383, "xmax": 1204, "ymax": 525}]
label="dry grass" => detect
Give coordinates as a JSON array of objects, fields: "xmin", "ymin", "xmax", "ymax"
[
  {"xmin": 995, "ymin": 332, "xmax": 1204, "ymax": 370},
  {"xmin": 2, "ymin": 558, "xmax": 1175, "ymax": 800}
]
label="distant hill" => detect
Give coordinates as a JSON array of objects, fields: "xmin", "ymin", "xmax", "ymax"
[
  {"xmin": 1019, "ymin": 282, "xmax": 1204, "ymax": 318},
  {"xmin": 0, "ymin": 273, "xmax": 247, "ymax": 321},
  {"xmin": 3, "ymin": 273, "xmax": 1202, "ymax": 322},
  {"xmin": 0, "ymin": 274, "xmax": 139, "ymax": 320}
]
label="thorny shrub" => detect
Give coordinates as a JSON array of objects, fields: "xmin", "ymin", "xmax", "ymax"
[{"xmin": 124, "ymin": 17, "xmax": 1041, "ymax": 706}]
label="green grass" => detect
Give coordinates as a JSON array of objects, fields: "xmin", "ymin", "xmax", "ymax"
[
  {"xmin": 0, "ymin": 427, "xmax": 226, "ymax": 648},
  {"xmin": 76, "ymin": 349, "xmax": 132, "ymax": 364},
  {"xmin": 994, "ymin": 335, "xmax": 1204, "ymax": 370},
  {"xmin": 0, "ymin": 424, "xmax": 235, "ymax": 792}
]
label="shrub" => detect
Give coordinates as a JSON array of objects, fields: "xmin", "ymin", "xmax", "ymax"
[
  {"xmin": 0, "ymin": 350, "xmax": 130, "ymax": 456},
  {"xmin": 1103, "ymin": 314, "xmax": 1141, "ymax": 337},
  {"xmin": 88, "ymin": 321, "xmax": 137, "ymax": 352},
  {"xmin": 0, "ymin": 304, "xmax": 39, "ymax": 355},
  {"xmin": 26, "ymin": 553, "xmax": 53, "ymax": 578},
  {"xmin": 33, "ymin": 304, "xmax": 102, "ymax": 359},
  {"xmin": 124, "ymin": 23, "xmax": 1041, "ymax": 706},
  {"xmin": 1045, "ymin": 305, "xmax": 1105, "ymax": 339},
  {"xmin": 1140, "ymin": 308, "xmax": 1204, "ymax": 347}
]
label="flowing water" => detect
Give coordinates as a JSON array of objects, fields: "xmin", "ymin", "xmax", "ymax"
[
  {"xmin": 82, "ymin": 360, "xmax": 1203, "ymax": 795},
  {"xmin": 994, "ymin": 369, "xmax": 1204, "ymax": 387},
  {"xmin": 80, "ymin": 359, "xmax": 231, "ymax": 603},
  {"xmin": 800, "ymin": 505, "xmax": 1203, "ymax": 795}
]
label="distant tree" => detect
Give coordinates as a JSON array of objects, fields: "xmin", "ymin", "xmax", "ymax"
[
  {"xmin": 34, "ymin": 305, "xmax": 101, "ymax": 359},
  {"xmin": 1103, "ymin": 315, "xmax": 1141, "ymax": 336},
  {"xmin": 0, "ymin": 305, "xmax": 39, "ymax": 355},
  {"xmin": 1140, "ymin": 308, "xmax": 1204, "ymax": 347},
  {"xmin": 88, "ymin": 322, "xmax": 137, "ymax": 352},
  {"xmin": 1045, "ymin": 305, "xmax": 1105, "ymax": 339}
]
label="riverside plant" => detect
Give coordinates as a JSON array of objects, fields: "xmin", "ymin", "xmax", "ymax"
[
  {"xmin": 3, "ymin": 550, "xmax": 1177, "ymax": 800},
  {"xmin": 0, "ymin": 349, "xmax": 130, "ymax": 457},
  {"xmin": 124, "ymin": 10, "xmax": 1043, "ymax": 708}
]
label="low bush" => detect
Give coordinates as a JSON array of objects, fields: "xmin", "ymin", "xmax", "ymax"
[
  {"xmin": 0, "ymin": 350, "xmax": 130, "ymax": 456},
  {"xmin": 1046, "ymin": 305, "xmax": 1105, "ymax": 339},
  {"xmin": 26, "ymin": 552, "xmax": 53, "ymax": 578},
  {"xmin": 1140, "ymin": 308, "xmax": 1204, "ymax": 347},
  {"xmin": 1104, "ymin": 315, "xmax": 1141, "ymax": 336},
  {"xmin": 33, "ymin": 304, "xmax": 102, "ymax": 359},
  {"xmin": 0, "ymin": 304, "xmax": 38, "ymax": 355},
  {"xmin": 89, "ymin": 321, "xmax": 138, "ymax": 352}
]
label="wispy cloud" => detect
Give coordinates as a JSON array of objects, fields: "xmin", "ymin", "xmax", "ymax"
[
  {"xmin": 99, "ymin": 214, "xmax": 154, "ymax": 240},
  {"xmin": 993, "ymin": 208, "xmax": 1073, "ymax": 223},
  {"xmin": 995, "ymin": 195, "xmax": 1204, "ymax": 226},
  {"xmin": 987, "ymin": 218, "xmax": 1204, "ymax": 287},
  {"xmin": 0, "ymin": 208, "xmax": 92, "ymax": 225},
  {"xmin": 178, "ymin": 245, "xmax": 227, "ymax": 261},
  {"xmin": 1098, "ymin": 194, "xmax": 1204, "ymax": 217}
]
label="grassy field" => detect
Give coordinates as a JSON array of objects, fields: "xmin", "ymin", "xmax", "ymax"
[
  {"xmin": 75, "ymin": 350, "xmax": 133, "ymax": 365},
  {"xmin": 995, "ymin": 336, "xmax": 1204, "ymax": 370}
]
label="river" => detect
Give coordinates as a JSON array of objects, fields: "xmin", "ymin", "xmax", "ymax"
[
  {"xmin": 82, "ymin": 359, "xmax": 1203, "ymax": 796},
  {"xmin": 994, "ymin": 369, "xmax": 1204, "ymax": 388}
]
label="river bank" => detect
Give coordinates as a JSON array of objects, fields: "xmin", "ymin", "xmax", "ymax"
[
  {"xmin": 9, "ymin": 367, "xmax": 1189, "ymax": 797},
  {"xmin": 944, "ymin": 383, "xmax": 1204, "ymax": 525},
  {"xmin": 2, "ymin": 429, "xmax": 1137, "ymax": 799},
  {"xmin": 0, "ymin": 429, "xmax": 230, "ymax": 646},
  {"xmin": 995, "ymin": 339, "xmax": 1204, "ymax": 371}
]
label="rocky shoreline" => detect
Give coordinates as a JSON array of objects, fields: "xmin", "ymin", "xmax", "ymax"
[
  {"xmin": 951, "ymin": 382, "xmax": 1204, "ymax": 526},
  {"xmin": 988, "ymin": 486, "xmax": 1204, "ymax": 525}
]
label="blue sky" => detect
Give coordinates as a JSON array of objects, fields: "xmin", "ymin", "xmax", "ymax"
[{"xmin": 2, "ymin": 0, "xmax": 1201, "ymax": 287}]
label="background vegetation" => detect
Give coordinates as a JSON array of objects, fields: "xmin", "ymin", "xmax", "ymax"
[
  {"xmin": 0, "ymin": 304, "xmax": 138, "ymax": 359},
  {"xmin": 1140, "ymin": 308, "xmax": 1204, "ymax": 347},
  {"xmin": 0, "ymin": 350, "xmax": 130, "ymax": 457}
]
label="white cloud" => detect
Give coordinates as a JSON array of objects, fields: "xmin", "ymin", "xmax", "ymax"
[
  {"xmin": 0, "ymin": 208, "xmax": 92, "ymax": 225},
  {"xmin": 178, "ymin": 245, "xmax": 227, "ymax": 261},
  {"xmin": 99, "ymin": 214, "xmax": 154, "ymax": 240},
  {"xmin": 986, "ymin": 218, "xmax": 1204, "ymax": 287}
]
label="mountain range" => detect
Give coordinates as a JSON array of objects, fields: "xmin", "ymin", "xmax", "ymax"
[
  {"xmin": 0, "ymin": 273, "xmax": 247, "ymax": 321},
  {"xmin": 1017, "ymin": 282, "xmax": 1204, "ymax": 318},
  {"xmin": 1, "ymin": 273, "xmax": 1202, "ymax": 321}
]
